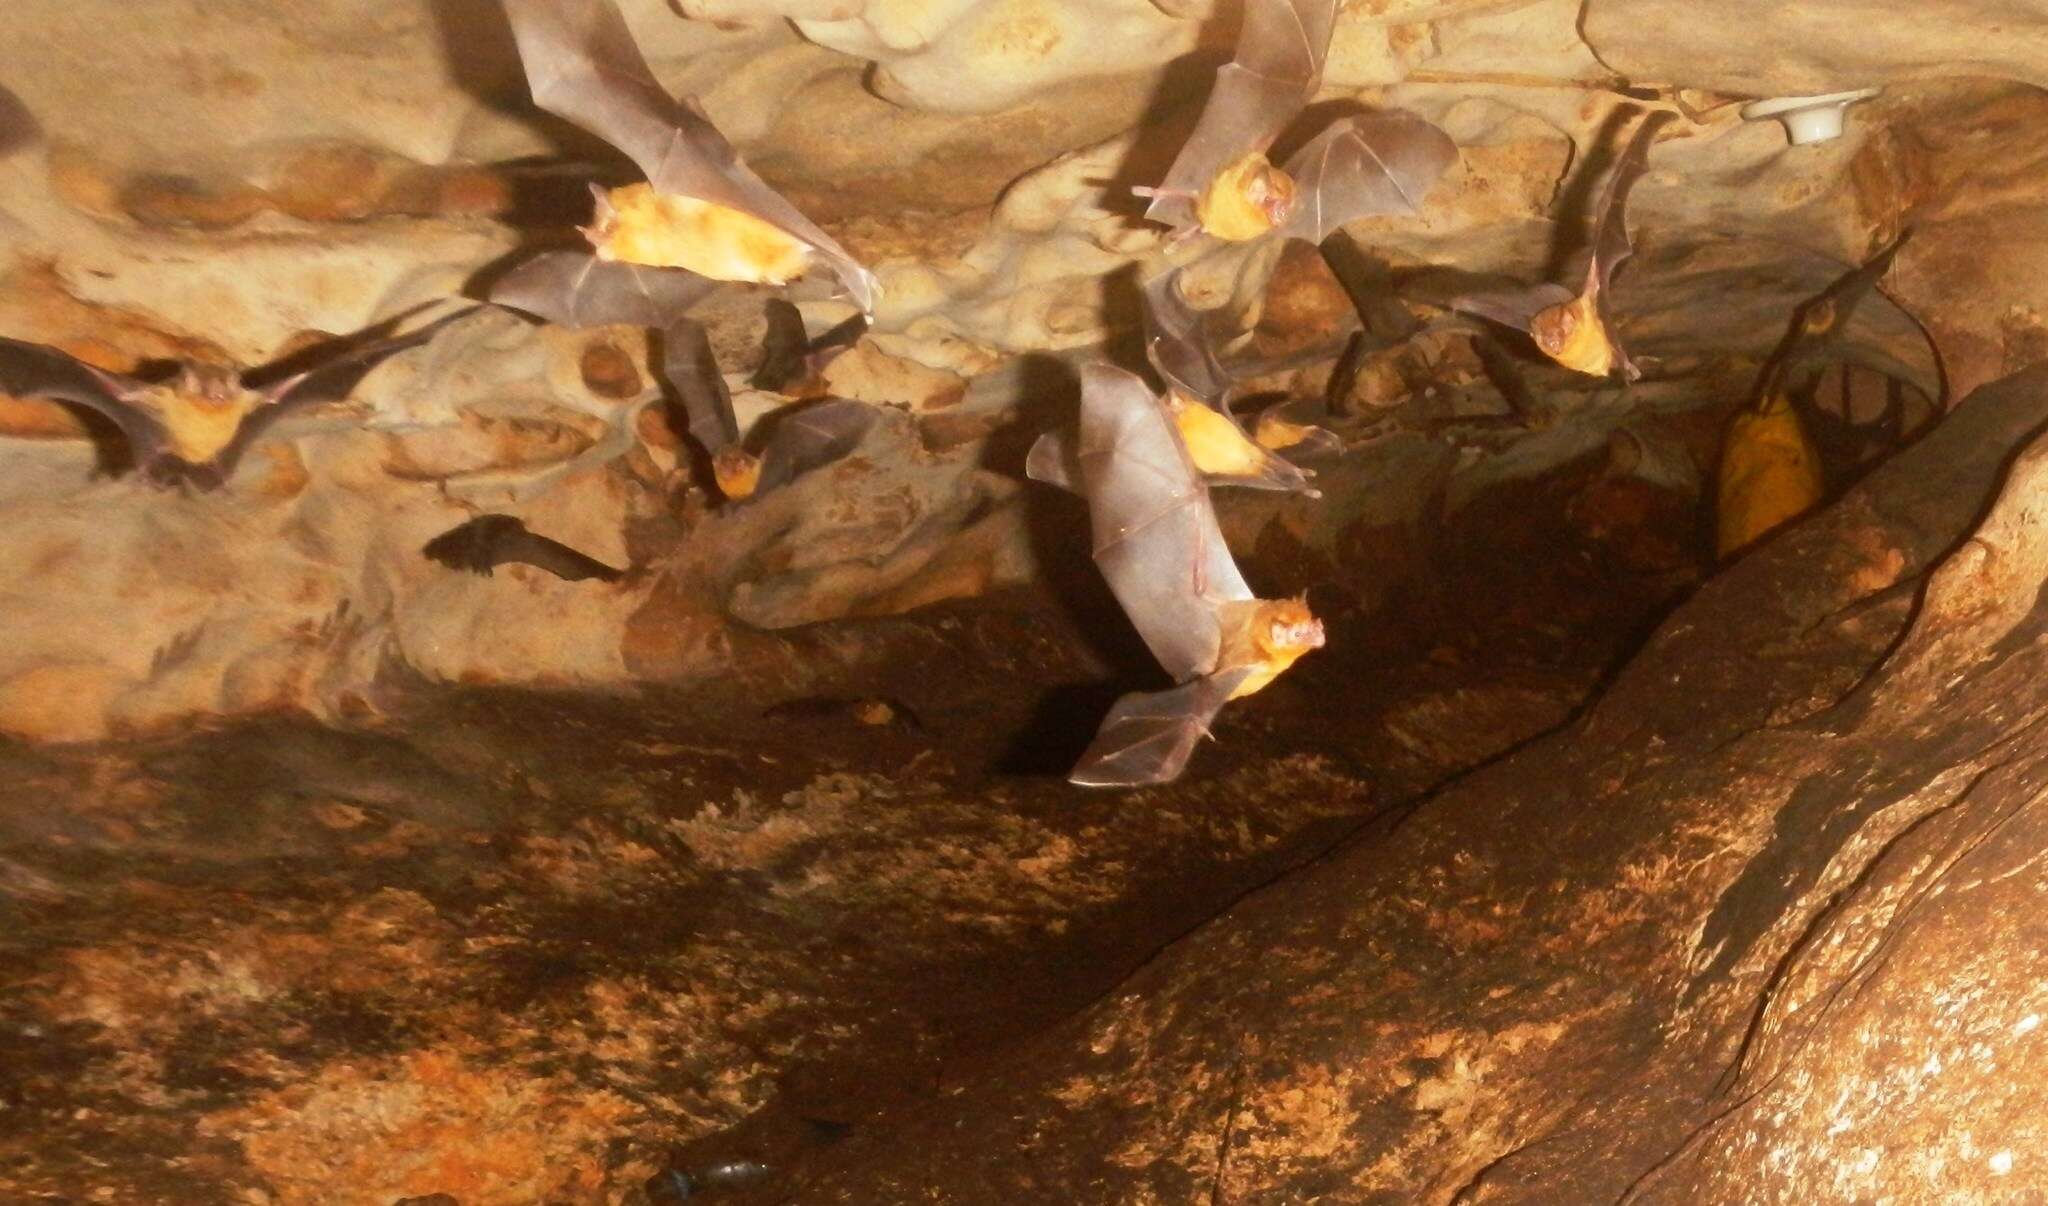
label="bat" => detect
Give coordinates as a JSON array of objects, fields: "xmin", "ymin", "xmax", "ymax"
[
  {"xmin": 0, "ymin": 306, "xmax": 475, "ymax": 490},
  {"xmin": 1028, "ymin": 268, "xmax": 1321, "ymax": 495},
  {"xmin": 750, "ymin": 298, "xmax": 866, "ymax": 395},
  {"xmin": 726, "ymin": 397, "xmax": 879, "ymax": 500},
  {"xmin": 501, "ymin": 0, "xmax": 878, "ymax": 312},
  {"xmin": 1453, "ymin": 109, "xmax": 1673, "ymax": 380},
  {"xmin": 1142, "ymin": 0, "xmax": 1337, "ymax": 240},
  {"xmin": 1064, "ymin": 363, "xmax": 1326, "ymax": 787},
  {"xmin": 422, "ymin": 513, "xmax": 626, "ymax": 582},
  {"xmin": 1716, "ymin": 231, "xmax": 1910, "ymax": 558}
]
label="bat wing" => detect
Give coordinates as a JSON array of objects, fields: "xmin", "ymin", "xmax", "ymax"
[
  {"xmin": 754, "ymin": 398, "xmax": 877, "ymax": 494},
  {"xmin": 1147, "ymin": 0, "xmax": 1337, "ymax": 230},
  {"xmin": 1141, "ymin": 266, "xmax": 1237, "ymax": 411},
  {"xmin": 663, "ymin": 316, "xmax": 740, "ymax": 452},
  {"xmin": 221, "ymin": 307, "xmax": 479, "ymax": 480},
  {"xmin": 502, "ymin": 0, "xmax": 877, "ymax": 312},
  {"xmin": 751, "ymin": 298, "xmax": 810, "ymax": 392},
  {"xmin": 1068, "ymin": 667, "xmax": 1257, "ymax": 788},
  {"xmin": 423, "ymin": 513, "xmax": 625, "ymax": 582},
  {"xmin": 1077, "ymin": 363, "xmax": 1251, "ymax": 683},
  {"xmin": 0, "ymin": 334, "xmax": 168, "ymax": 468},
  {"xmin": 1448, "ymin": 282, "xmax": 1576, "ymax": 335},
  {"xmin": 1588, "ymin": 109, "xmax": 1673, "ymax": 298},
  {"xmin": 491, "ymin": 249, "xmax": 717, "ymax": 330},
  {"xmin": 1276, "ymin": 109, "xmax": 1459, "ymax": 244},
  {"xmin": 1024, "ymin": 428, "xmax": 1079, "ymax": 492}
]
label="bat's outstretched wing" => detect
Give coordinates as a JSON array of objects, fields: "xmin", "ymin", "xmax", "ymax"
[
  {"xmin": 501, "ymin": 0, "xmax": 878, "ymax": 312},
  {"xmin": 1024, "ymin": 428, "xmax": 1080, "ymax": 492},
  {"xmin": 423, "ymin": 513, "xmax": 625, "ymax": 582},
  {"xmin": 490, "ymin": 249, "xmax": 716, "ymax": 330},
  {"xmin": 1141, "ymin": 266, "xmax": 1237, "ymax": 410},
  {"xmin": 0, "ymin": 335, "xmax": 167, "ymax": 469},
  {"xmin": 219, "ymin": 307, "xmax": 480, "ymax": 482},
  {"xmin": 1077, "ymin": 363, "xmax": 1251, "ymax": 684},
  {"xmin": 1147, "ymin": 0, "xmax": 1337, "ymax": 230},
  {"xmin": 1588, "ymin": 109, "xmax": 1673, "ymax": 300},
  {"xmin": 754, "ymin": 398, "xmax": 877, "ymax": 494},
  {"xmin": 1068, "ymin": 667, "xmax": 1256, "ymax": 788},
  {"xmin": 1448, "ymin": 282, "xmax": 1576, "ymax": 334},
  {"xmin": 1275, "ymin": 110, "xmax": 1458, "ymax": 245},
  {"xmin": 665, "ymin": 315, "xmax": 740, "ymax": 452}
]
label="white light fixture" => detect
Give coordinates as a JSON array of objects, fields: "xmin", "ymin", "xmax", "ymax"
[{"xmin": 1741, "ymin": 88, "xmax": 1882, "ymax": 146}]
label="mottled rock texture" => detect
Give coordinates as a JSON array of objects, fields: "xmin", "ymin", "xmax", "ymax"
[{"xmin": 1, "ymin": 0, "xmax": 2047, "ymax": 1201}]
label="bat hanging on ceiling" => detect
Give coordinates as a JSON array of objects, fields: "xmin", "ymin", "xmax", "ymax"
[
  {"xmin": 751, "ymin": 298, "xmax": 865, "ymax": 395},
  {"xmin": 1452, "ymin": 109, "xmax": 1674, "ymax": 381},
  {"xmin": 1063, "ymin": 363, "xmax": 1326, "ymax": 788},
  {"xmin": 1141, "ymin": 0, "xmax": 1338, "ymax": 241},
  {"xmin": 422, "ymin": 513, "xmax": 626, "ymax": 582},
  {"xmin": 0, "ymin": 306, "xmax": 476, "ymax": 490},
  {"xmin": 501, "ymin": 0, "xmax": 878, "ymax": 312},
  {"xmin": 1716, "ymin": 231, "xmax": 1912, "ymax": 559}
]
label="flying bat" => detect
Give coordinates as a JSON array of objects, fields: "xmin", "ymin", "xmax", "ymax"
[
  {"xmin": 1063, "ymin": 363, "xmax": 1326, "ymax": 788},
  {"xmin": 501, "ymin": 0, "xmax": 878, "ymax": 312},
  {"xmin": 751, "ymin": 298, "xmax": 865, "ymax": 395},
  {"xmin": 0, "ymin": 307, "xmax": 474, "ymax": 490},
  {"xmin": 1141, "ymin": 0, "xmax": 1338, "ymax": 241},
  {"xmin": 1453, "ymin": 109, "xmax": 1674, "ymax": 380},
  {"xmin": 422, "ymin": 513, "xmax": 626, "ymax": 582},
  {"xmin": 1716, "ymin": 231, "xmax": 1911, "ymax": 558}
]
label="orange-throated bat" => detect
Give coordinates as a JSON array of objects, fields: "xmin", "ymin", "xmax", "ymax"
[
  {"xmin": 1452, "ymin": 109, "xmax": 1673, "ymax": 380},
  {"xmin": 751, "ymin": 298, "xmax": 865, "ymax": 395},
  {"xmin": 717, "ymin": 397, "xmax": 879, "ymax": 501},
  {"xmin": 501, "ymin": 0, "xmax": 878, "ymax": 312},
  {"xmin": 423, "ymin": 513, "xmax": 625, "ymax": 582},
  {"xmin": 1139, "ymin": 0, "xmax": 1456, "ymax": 245},
  {"xmin": 1141, "ymin": 0, "xmax": 1338, "ymax": 240},
  {"xmin": 1063, "ymin": 363, "xmax": 1325, "ymax": 787},
  {"xmin": 1028, "ymin": 268, "xmax": 1320, "ymax": 495},
  {"xmin": 0, "ymin": 307, "xmax": 474, "ymax": 490}
]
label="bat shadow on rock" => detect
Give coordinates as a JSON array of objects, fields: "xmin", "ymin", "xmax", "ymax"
[
  {"xmin": 1099, "ymin": 48, "xmax": 1237, "ymax": 225},
  {"xmin": 1536, "ymin": 103, "xmax": 1641, "ymax": 281}
]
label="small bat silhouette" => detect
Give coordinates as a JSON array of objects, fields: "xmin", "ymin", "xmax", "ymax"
[
  {"xmin": 1063, "ymin": 363, "xmax": 1325, "ymax": 788},
  {"xmin": 1716, "ymin": 231, "xmax": 1911, "ymax": 558},
  {"xmin": 1143, "ymin": 0, "xmax": 1338, "ymax": 240},
  {"xmin": 1453, "ymin": 109, "xmax": 1674, "ymax": 380},
  {"xmin": 502, "ymin": 0, "xmax": 877, "ymax": 312},
  {"xmin": 0, "ymin": 307, "xmax": 475, "ymax": 490},
  {"xmin": 422, "ymin": 513, "xmax": 626, "ymax": 582},
  {"xmin": 750, "ymin": 298, "xmax": 865, "ymax": 395}
]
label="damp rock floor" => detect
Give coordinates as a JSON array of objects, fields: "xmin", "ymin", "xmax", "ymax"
[{"xmin": 0, "ymin": 463, "xmax": 1691, "ymax": 1204}]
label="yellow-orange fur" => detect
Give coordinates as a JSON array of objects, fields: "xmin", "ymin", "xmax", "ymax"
[
  {"xmin": 711, "ymin": 446, "xmax": 762, "ymax": 501},
  {"xmin": 1215, "ymin": 596, "xmax": 1324, "ymax": 698},
  {"xmin": 1195, "ymin": 152, "xmax": 1297, "ymax": 242},
  {"xmin": 1170, "ymin": 393, "xmax": 1269, "ymax": 478},
  {"xmin": 588, "ymin": 183, "xmax": 809, "ymax": 285},
  {"xmin": 1530, "ymin": 291, "xmax": 1616, "ymax": 378}
]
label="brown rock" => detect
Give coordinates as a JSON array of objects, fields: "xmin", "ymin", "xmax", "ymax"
[{"xmin": 578, "ymin": 340, "xmax": 644, "ymax": 400}]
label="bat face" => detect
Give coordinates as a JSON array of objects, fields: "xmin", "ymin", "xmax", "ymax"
[
  {"xmin": 586, "ymin": 183, "xmax": 811, "ymax": 287},
  {"xmin": 149, "ymin": 383, "xmax": 262, "ymax": 466},
  {"xmin": 712, "ymin": 446, "xmax": 762, "ymax": 500},
  {"xmin": 1216, "ymin": 595, "xmax": 1325, "ymax": 698},
  {"xmin": 1528, "ymin": 291, "xmax": 1615, "ymax": 378},
  {"xmin": 1195, "ymin": 152, "xmax": 1299, "ymax": 242}
]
